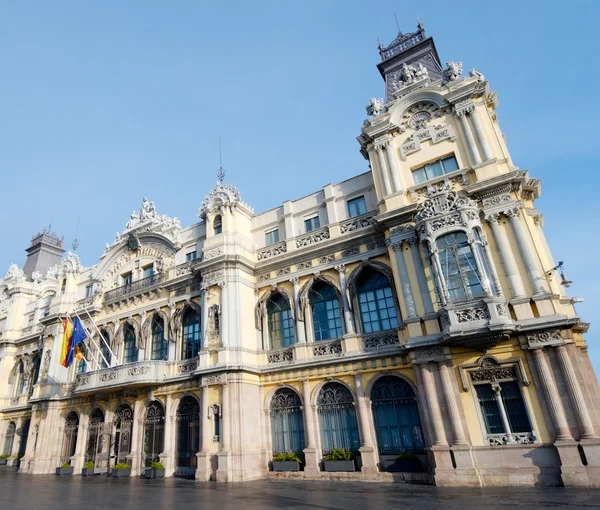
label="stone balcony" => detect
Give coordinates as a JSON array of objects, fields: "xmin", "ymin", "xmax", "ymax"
[{"xmin": 104, "ymin": 273, "xmax": 163, "ymax": 307}]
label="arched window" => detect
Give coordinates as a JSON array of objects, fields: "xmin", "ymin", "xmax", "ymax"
[
  {"xmin": 123, "ymin": 324, "xmax": 138, "ymax": 363},
  {"xmin": 86, "ymin": 408, "xmax": 107, "ymax": 471},
  {"xmin": 309, "ymin": 281, "xmax": 342, "ymax": 341},
  {"xmin": 76, "ymin": 343, "xmax": 88, "ymax": 375},
  {"xmin": 317, "ymin": 382, "xmax": 359, "ymax": 453},
  {"xmin": 30, "ymin": 354, "xmax": 41, "ymax": 387},
  {"xmin": 17, "ymin": 419, "xmax": 30, "ymax": 459},
  {"xmin": 143, "ymin": 401, "xmax": 165, "ymax": 468},
  {"xmin": 151, "ymin": 316, "xmax": 168, "ymax": 361},
  {"xmin": 113, "ymin": 404, "xmax": 133, "ymax": 466},
  {"xmin": 356, "ymin": 267, "xmax": 399, "ymax": 333},
  {"xmin": 176, "ymin": 396, "xmax": 200, "ymax": 477},
  {"xmin": 371, "ymin": 376, "xmax": 425, "ymax": 454},
  {"xmin": 267, "ymin": 293, "xmax": 295, "ymax": 349},
  {"xmin": 182, "ymin": 309, "xmax": 202, "ymax": 360},
  {"xmin": 15, "ymin": 362, "xmax": 26, "ymax": 396},
  {"xmin": 270, "ymin": 388, "xmax": 305, "ymax": 454},
  {"xmin": 61, "ymin": 412, "xmax": 79, "ymax": 465},
  {"xmin": 98, "ymin": 330, "xmax": 112, "ymax": 369},
  {"xmin": 3, "ymin": 422, "xmax": 15, "ymax": 456},
  {"xmin": 436, "ymin": 231, "xmax": 485, "ymax": 303},
  {"xmin": 213, "ymin": 215, "xmax": 223, "ymax": 235}
]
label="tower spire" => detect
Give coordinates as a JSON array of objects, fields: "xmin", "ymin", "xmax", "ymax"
[{"xmin": 217, "ymin": 136, "xmax": 225, "ymax": 183}]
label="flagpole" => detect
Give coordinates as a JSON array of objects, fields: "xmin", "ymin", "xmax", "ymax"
[
  {"xmin": 59, "ymin": 313, "xmax": 93, "ymax": 371},
  {"xmin": 72, "ymin": 311, "xmax": 110, "ymax": 370},
  {"xmin": 80, "ymin": 306, "xmax": 119, "ymax": 367}
]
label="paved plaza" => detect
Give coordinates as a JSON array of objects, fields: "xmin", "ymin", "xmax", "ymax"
[{"xmin": 1, "ymin": 470, "xmax": 600, "ymax": 509}]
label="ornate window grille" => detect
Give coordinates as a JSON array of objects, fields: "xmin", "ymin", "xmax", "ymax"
[
  {"xmin": 267, "ymin": 293, "xmax": 296, "ymax": 350},
  {"xmin": 176, "ymin": 396, "xmax": 200, "ymax": 476},
  {"xmin": 113, "ymin": 404, "xmax": 133, "ymax": 466},
  {"xmin": 309, "ymin": 281, "xmax": 342, "ymax": 341},
  {"xmin": 317, "ymin": 383, "xmax": 360, "ymax": 453},
  {"xmin": 61, "ymin": 412, "xmax": 79, "ymax": 465},
  {"xmin": 356, "ymin": 268, "xmax": 399, "ymax": 334},
  {"xmin": 123, "ymin": 324, "xmax": 138, "ymax": 364},
  {"xmin": 182, "ymin": 309, "xmax": 202, "ymax": 360},
  {"xmin": 86, "ymin": 408, "xmax": 109, "ymax": 472},
  {"xmin": 3, "ymin": 421, "xmax": 15, "ymax": 456},
  {"xmin": 17, "ymin": 419, "xmax": 30, "ymax": 459},
  {"xmin": 371, "ymin": 376, "xmax": 425, "ymax": 454},
  {"xmin": 143, "ymin": 401, "xmax": 165, "ymax": 467},
  {"xmin": 270, "ymin": 388, "xmax": 305, "ymax": 454},
  {"xmin": 151, "ymin": 316, "xmax": 168, "ymax": 361}
]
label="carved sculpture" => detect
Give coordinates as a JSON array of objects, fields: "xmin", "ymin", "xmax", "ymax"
[
  {"xmin": 442, "ymin": 61, "xmax": 463, "ymax": 83},
  {"xmin": 365, "ymin": 97, "xmax": 384, "ymax": 116}
]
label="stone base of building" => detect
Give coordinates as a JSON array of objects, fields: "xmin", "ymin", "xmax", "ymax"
[
  {"xmin": 556, "ymin": 440, "xmax": 600, "ymax": 488},
  {"xmin": 266, "ymin": 470, "xmax": 432, "ymax": 484}
]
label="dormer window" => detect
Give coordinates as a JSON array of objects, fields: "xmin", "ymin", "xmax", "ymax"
[
  {"xmin": 412, "ymin": 155, "xmax": 458, "ymax": 185},
  {"xmin": 60, "ymin": 279, "xmax": 67, "ymax": 295},
  {"xmin": 214, "ymin": 215, "xmax": 223, "ymax": 235}
]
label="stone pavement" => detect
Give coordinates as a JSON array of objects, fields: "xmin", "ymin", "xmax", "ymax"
[{"xmin": 1, "ymin": 469, "xmax": 600, "ymax": 509}]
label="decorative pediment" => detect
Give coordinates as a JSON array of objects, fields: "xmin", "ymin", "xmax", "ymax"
[
  {"xmin": 199, "ymin": 182, "xmax": 254, "ymax": 218},
  {"xmin": 415, "ymin": 182, "xmax": 477, "ymax": 222}
]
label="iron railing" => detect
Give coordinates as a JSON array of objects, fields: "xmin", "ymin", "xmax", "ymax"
[{"xmin": 104, "ymin": 273, "xmax": 163, "ymax": 302}]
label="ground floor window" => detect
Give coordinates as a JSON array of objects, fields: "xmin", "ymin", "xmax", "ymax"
[
  {"xmin": 317, "ymin": 382, "xmax": 359, "ymax": 453},
  {"xmin": 270, "ymin": 388, "xmax": 305, "ymax": 454},
  {"xmin": 176, "ymin": 396, "xmax": 200, "ymax": 476},
  {"xmin": 61, "ymin": 412, "xmax": 79, "ymax": 465},
  {"xmin": 144, "ymin": 401, "xmax": 165, "ymax": 467}
]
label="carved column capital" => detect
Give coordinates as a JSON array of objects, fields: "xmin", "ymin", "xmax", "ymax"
[
  {"xmin": 334, "ymin": 264, "xmax": 346, "ymax": 274},
  {"xmin": 290, "ymin": 277, "xmax": 300, "ymax": 286},
  {"xmin": 386, "ymin": 239, "xmax": 403, "ymax": 251},
  {"xmin": 504, "ymin": 206, "xmax": 522, "ymax": 219},
  {"xmin": 485, "ymin": 212, "xmax": 500, "ymax": 224},
  {"xmin": 406, "ymin": 236, "xmax": 419, "ymax": 247}
]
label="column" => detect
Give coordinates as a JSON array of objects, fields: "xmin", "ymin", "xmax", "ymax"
[
  {"xmin": 469, "ymin": 109, "xmax": 493, "ymax": 161},
  {"xmin": 291, "ymin": 277, "xmax": 307, "ymax": 343},
  {"xmin": 531, "ymin": 348, "xmax": 573, "ymax": 441},
  {"xmin": 302, "ymin": 379, "xmax": 319, "ymax": 475},
  {"xmin": 492, "ymin": 385, "xmax": 515, "ymax": 442},
  {"xmin": 555, "ymin": 345, "xmax": 598, "ymax": 439},
  {"xmin": 354, "ymin": 374, "xmax": 377, "ymax": 474},
  {"xmin": 507, "ymin": 208, "xmax": 546, "ymax": 295},
  {"xmin": 408, "ymin": 238, "xmax": 434, "ymax": 315},
  {"xmin": 219, "ymin": 281, "xmax": 228, "ymax": 347},
  {"xmin": 390, "ymin": 241, "xmax": 417, "ymax": 318},
  {"xmin": 73, "ymin": 413, "xmax": 89, "ymax": 469},
  {"xmin": 130, "ymin": 399, "xmax": 143, "ymax": 475},
  {"xmin": 162, "ymin": 394, "xmax": 174, "ymax": 475},
  {"xmin": 376, "ymin": 147, "xmax": 392, "ymax": 196},
  {"xmin": 201, "ymin": 284, "xmax": 209, "ymax": 345},
  {"xmin": 439, "ymin": 362, "xmax": 468, "ymax": 445},
  {"xmin": 384, "ymin": 142, "xmax": 404, "ymax": 193},
  {"xmin": 220, "ymin": 384, "xmax": 230, "ymax": 452},
  {"xmin": 420, "ymin": 363, "xmax": 447, "ymax": 446},
  {"xmin": 430, "ymin": 246, "xmax": 450, "ymax": 306},
  {"xmin": 480, "ymin": 235, "xmax": 504, "ymax": 297},
  {"xmin": 335, "ymin": 265, "xmax": 355, "ymax": 335},
  {"xmin": 195, "ymin": 385, "xmax": 212, "ymax": 481},
  {"xmin": 457, "ymin": 112, "xmax": 482, "ymax": 165},
  {"xmin": 468, "ymin": 237, "xmax": 493, "ymax": 297},
  {"xmin": 486, "ymin": 214, "xmax": 525, "ymax": 298}
]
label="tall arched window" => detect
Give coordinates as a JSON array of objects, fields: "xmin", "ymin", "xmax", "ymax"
[
  {"xmin": 151, "ymin": 316, "xmax": 168, "ymax": 361},
  {"xmin": 17, "ymin": 418, "xmax": 30, "ymax": 459},
  {"xmin": 309, "ymin": 281, "xmax": 342, "ymax": 341},
  {"xmin": 270, "ymin": 388, "xmax": 305, "ymax": 454},
  {"xmin": 267, "ymin": 293, "xmax": 295, "ymax": 350},
  {"xmin": 61, "ymin": 412, "xmax": 79, "ymax": 465},
  {"xmin": 86, "ymin": 408, "xmax": 106, "ymax": 471},
  {"xmin": 213, "ymin": 215, "xmax": 223, "ymax": 235},
  {"xmin": 176, "ymin": 396, "xmax": 200, "ymax": 477},
  {"xmin": 15, "ymin": 362, "xmax": 26, "ymax": 396},
  {"xmin": 30, "ymin": 354, "xmax": 41, "ymax": 387},
  {"xmin": 143, "ymin": 401, "xmax": 165, "ymax": 468},
  {"xmin": 98, "ymin": 330, "xmax": 112, "ymax": 369},
  {"xmin": 371, "ymin": 376, "xmax": 425, "ymax": 454},
  {"xmin": 3, "ymin": 422, "xmax": 15, "ymax": 456},
  {"xmin": 436, "ymin": 231, "xmax": 485, "ymax": 303},
  {"xmin": 317, "ymin": 382, "xmax": 359, "ymax": 453},
  {"xmin": 76, "ymin": 343, "xmax": 87, "ymax": 374},
  {"xmin": 356, "ymin": 267, "xmax": 399, "ymax": 333},
  {"xmin": 123, "ymin": 324, "xmax": 138, "ymax": 363},
  {"xmin": 113, "ymin": 404, "xmax": 133, "ymax": 466},
  {"xmin": 182, "ymin": 309, "xmax": 202, "ymax": 360}
]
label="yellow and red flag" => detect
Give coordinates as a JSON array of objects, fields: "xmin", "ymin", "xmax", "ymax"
[{"xmin": 60, "ymin": 317, "xmax": 74, "ymax": 368}]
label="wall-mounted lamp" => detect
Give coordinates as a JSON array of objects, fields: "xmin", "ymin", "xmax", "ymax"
[{"xmin": 546, "ymin": 261, "xmax": 572, "ymax": 288}]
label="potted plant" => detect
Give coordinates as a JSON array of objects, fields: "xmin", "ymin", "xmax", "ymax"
[
  {"xmin": 0, "ymin": 454, "xmax": 9, "ymax": 466},
  {"xmin": 111, "ymin": 462, "xmax": 131, "ymax": 478},
  {"xmin": 145, "ymin": 460, "xmax": 165, "ymax": 479},
  {"xmin": 81, "ymin": 461, "xmax": 95, "ymax": 476},
  {"xmin": 382, "ymin": 452, "xmax": 423, "ymax": 473},
  {"xmin": 323, "ymin": 448, "xmax": 356, "ymax": 472},
  {"xmin": 56, "ymin": 462, "xmax": 74, "ymax": 475},
  {"xmin": 272, "ymin": 452, "xmax": 303, "ymax": 472}
]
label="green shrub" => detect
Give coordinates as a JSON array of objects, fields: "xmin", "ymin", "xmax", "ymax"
[
  {"xmin": 323, "ymin": 448, "xmax": 354, "ymax": 461},
  {"xmin": 272, "ymin": 452, "xmax": 303, "ymax": 463},
  {"xmin": 113, "ymin": 463, "xmax": 130, "ymax": 470},
  {"xmin": 150, "ymin": 461, "xmax": 164, "ymax": 470},
  {"xmin": 60, "ymin": 462, "xmax": 71, "ymax": 468},
  {"xmin": 83, "ymin": 461, "xmax": 95, "ymax": 469},
  {"xmin": 396, "ymin": 452, "xmax": 419, "ymax": 461},
  {"xmin": 0, "ymin": 454, "xmax": 10, "ymax": 459}
]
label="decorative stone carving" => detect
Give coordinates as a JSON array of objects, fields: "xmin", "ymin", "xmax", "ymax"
[
  {"xmin": 257, "ymin": 241, "xmax": 287, "ymax": 261},
  {"xmin": 397, "ymin": 101, "xmax": 443, "ymax": 134},
  {"xmin": 268, "ymin": 349, "xmax": 294, "ymax": 363},
  {"xmin": 257, "ymin": 273, "xmax": 271, "ymax": 283},
  {"xmin": 400, "ymin": 124, "xmax": 455, "ymax": 159},
  {"xmin": 99, "ymin": 371, "xmax": 117, "ymax": 382},
  {"xmin": 178, "ymin": 360, "xmax": 198, "ymax": 373},
  {"xmin": 276, "ymin": 268, "xmax": 290, "ymax": 277},
  {"xmin": 412, "ymin": 345, "xmax": 445, "ymax": 362},
  {"xmin": 469, "ymin": 68, "xmax": 485, "ymax": 82},
  {"xmin": 313, "ymin": 340, "xmax": 342, "ymax": 356},
  {"xmin": 202, "ymin": 373, "xmax": 226, "ymax": 386},
  {"xmin": 40, "ymin": 350, "xmax": 51, "ymax": 383},
  {"xmin": 207, "ymin": 304, "xmax": 220, "ymax": 345},
  {"xmin": 442, "ymin": 61, "xmax": 463, "ymax": 83},
  {"xmin": 123, "ymin": 197, "xmax": 180, "ymax": 233},
  {"xmin": 487, "ymin": 432, "xmax": 534, "ymax": 446},
  {"xmin": 296, "ymin": 261, "xmax": 312, "ymax": 270},
  {"xmin": 363, "ymin": 332, "xmax": 399, "ymax": 350},
  {"xmin": 339, "ymin": 214, "xmax": 376, "ymax": 234},
  {"xmin": 482, "ymin": 193, "xmax": 512, "ymax": 209},
  {"xmin": 318, "ymin": 255, "xmax": 335, "ymax": 265},
  {"xmin": 127, "ymin": 366, "xmax": 150, "ymax": 376},
  {"xmin": 389, "ymin": 62, "xmax": 429, "ymax": 95},
  {"xmin": 456, "ymin": 306, "xmax": 490, "ymax": 323},
  {"xmin": 199, "ymin": 182, "xmax": 253, "ymax": 217},
  {"xmin": 5, "ymin": 264, "xmax": 25, "ymax": 282},
  {"xmin": 366, "ymin": 240, "xmax": 387, "ymax": 250},
  {"xmin": 31, "ymin": 271, "xmax": 42, "ymax": 284},
  {"xmin": 296, "ymin": 227, "xmax": 330, "ymax": 248},
  {"xmin": 204, "ymin": 248, "xmax": 223, "ymax": 260},
  {"xmin": 341, "ymin": 247, "xmax": 360, "ymax": 258},
  {"xmin": 496, "ymin": 304, "xmax": 508, "ymax": 317},
  {"xmin": 365, "ymin": 97, "xmax": 384, "ymax": 117},
  {"xmin": 526, "ymin": 330, "xmax": 563, "ymax": 345}
]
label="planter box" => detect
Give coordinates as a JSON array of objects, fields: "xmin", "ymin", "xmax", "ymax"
[
  {"xmin": 81, "ymin": 468, "xmax": 95, "ymax": 476},
  {"xmin": 0, "ymin": 459, "xmax": 7, "ymax": 466},
  {"xmin": 56, "ymin": 466, "xmax": 74, "ymax": 475},
  {"xmin": 323, "ymin": 460, "xmax": 355, "ymax": 472},
  {"xmin": 94, "ymin": 467, "xmax": 108, "ymax": 475},
  {"xmin": 381, "ymin": 458, "xmax": 423, "ymax": 473},
  {"xmin": 111, "ymin": 468, "xmax": 131, "ymax": 478},
  {"xmin": 272, "ymin": 461, "xmax": 300, "ymax": 472},
  {"xmin": 145, "ymin": 468, "xmax": 165, "ymax": 479}
]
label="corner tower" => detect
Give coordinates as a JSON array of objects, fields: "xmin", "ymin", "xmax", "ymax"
[{"xmin": 22, "ymin": 230, "xmax": 65, "ymax": 279}]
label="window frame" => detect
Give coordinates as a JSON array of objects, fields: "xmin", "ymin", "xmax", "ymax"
[
  {"xmin": 85, "ymin": 284, "xmax": 94, "ymax": 298},
  {"xmin": 265, "ymin": 229, "xmax": 280, "ymax": 247},
  {"xmin": 266, "ymin": 293, "xmax": 296, "ymax": 350},
  {"xmin": 411, "ymin": 154, "xmax": 459, "ymax": 185},
  {"xmin": 304, "ymin": 215, "xmax": 321, "ymax": 233},
  {"xmin": 213, "ymin": 215, "xmax": 223, "ymax": 235},
  {"xmin": 181, "ymin": 308, "xmax": 202, "ymax": 360},
  {"xmin": 347, "ymin": 196, "xmax": 367, "ymax": 218},
  {"xmin": 354, "ymin": 268, "xmax": 400, "ymax": 334},
  {"xmin": 185, "ymin": 251, "xmax": 197, "ymax": 262},
  {"xmin": 308, "ymin": 281, "xmax": 343, "ymax": 341}
]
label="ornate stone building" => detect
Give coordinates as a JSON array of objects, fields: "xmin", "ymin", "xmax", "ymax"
[{"xmin": 0, "ymin": 24, "xmax": 598, "ymax": 487}]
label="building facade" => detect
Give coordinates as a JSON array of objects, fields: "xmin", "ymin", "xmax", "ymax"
[{"xmin": 0, "ymin": 25, "xmax": 598, "ymax": 487}]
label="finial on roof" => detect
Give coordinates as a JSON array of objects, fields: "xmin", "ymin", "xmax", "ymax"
[
  {"xmin": 417, "ymin": 15, "xmax": 424, "ymax": 31},
  {"xmin": 217, "ymin": 136, "xmax": 225, "ymax": 183},
  {"xmin": 393, "ymin": 13, "xmax": 401, "ymax": 33}
]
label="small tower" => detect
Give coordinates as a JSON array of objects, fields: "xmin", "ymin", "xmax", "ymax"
[{"xmin": 22, "ymin": 229, "xmax": 65, "ymax": 279}]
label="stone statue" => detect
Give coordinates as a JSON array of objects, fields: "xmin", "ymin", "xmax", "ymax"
[
  {"xmin": 390, "ymin": 63, "xmax": 429, "ymax": 93},
  {"xmin": 443, "ymin": 61, "xmax": 463, "ymax": 83},
  {"xmin": 140, "ymin": 197, "xmax": 157, "ymax": 220},
  {"xmin": 125, "ymin": 210, "xmax": 140, "ymax": 229},
  {"xmin": 31, "ymin": 271, "xmax": 42, "ymax": 284},
  {"xmin": 5, "ymin": 264, "xmax": 25, "ymax": 282},
  {"xmin": 365, "ymin": 97, "xmax": 384, "ymax": 117},
  {"xmin": 469, "ymin": 68, "xmax": 485, "ymax": 82}
]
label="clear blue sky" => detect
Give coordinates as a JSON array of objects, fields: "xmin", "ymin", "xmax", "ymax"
[{"xmin": 1, "ymin": 1, "xmax": 598, "ymax": 369}]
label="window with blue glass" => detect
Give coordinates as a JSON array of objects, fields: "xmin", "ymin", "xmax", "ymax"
[
  {"xmin": 123, "ymin": 324, "xmax": 138, "ymax": 363},
  {"xmin": 270, "ymin": 388, "xmax": 306, "ymax": 454},
  {"xmin": 142, "ymin": 265, "xmax": 154, "ymax": 279},
  {"xmin": 304, "ymin": 215, "xmax": 320, "ymax": 232},
  {"xmin": 309, "ymin": 281, "xmax": 342, "ymax": 341},
  {"xmin": 182, "ymin": 308, "xmax": 202, "ymax": 360},
  {"xmin": 347, "ymin": 196, "xmax": 367, "ymax": 218},
  {"xmin": 412, "ymin": 155, "xmax": 459, "ymax": 185},
  {"xmin": 213, "ymin": 215, "xmax": 223, "ymax": 235},
  {"xmin": 185, "ymin": 251, "xmax": 197, "ymax": 262},
  {"xmin": 265, "ymin": 229, "xmax": 280, "ymax": 246},
  {"xmin": 151, "ymin": 316, "xmax": 168, "ymax": 361},
  {"xmin": 475, "ymin": 382, "xmax": 532, "ymax": 436},
  {"xmin": 85, "ymin": 284, "xmax": 93, "ymax": 297},
  {"xmin": 76, "ymin": 343, "xmax": 88, "ymax": 374},
  {"xmin": 98, "ymin": 330, "xmax": 112, "ymax": 369},
  {"xmin": 356, "ymin": 268, "xmax": 399, "ymax": 333},
  {"xmin": 317, "ymin": 383, "xmax": 360, "ymax": 453},
  {"xmin": 15, "ymin": 362, "xmax": 26, "ymax": 396},
  {"xmin": 267, "ymin": 293, "xmax": 295, "ymax": 350}
]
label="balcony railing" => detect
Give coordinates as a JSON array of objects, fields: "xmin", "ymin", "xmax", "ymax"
[
  {"xmin": 104, "ymin": 273, "xmax": 163, "ymax": 302},
  {"xmin": 72, "ymin": 361, "xmax": 169, "ymax": 393}
]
